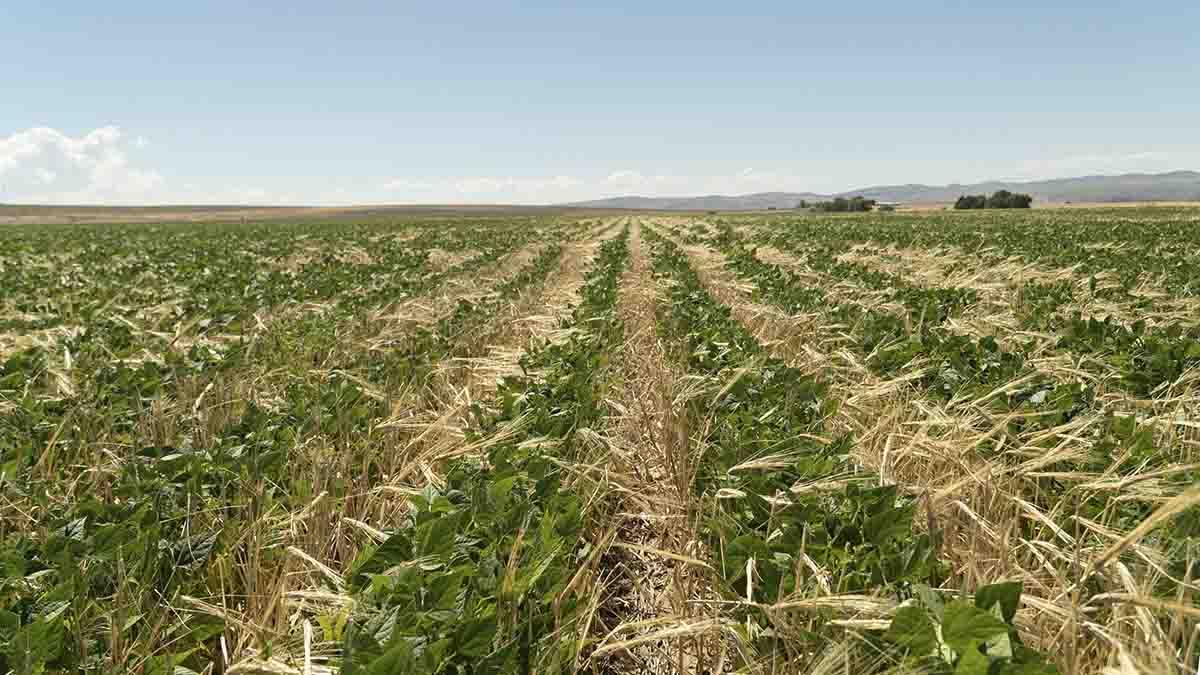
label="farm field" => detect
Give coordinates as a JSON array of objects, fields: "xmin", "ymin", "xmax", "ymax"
[{"xmin": 1, "ymin": 208, "xmax": 1198, "ymax": 674}]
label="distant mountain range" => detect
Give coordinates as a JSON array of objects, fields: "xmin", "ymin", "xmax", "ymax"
[{"xmin": 563, "ymin": 170, "xmax": 1200, "ymax": 211}]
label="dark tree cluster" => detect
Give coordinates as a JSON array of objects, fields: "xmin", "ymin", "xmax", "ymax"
[
  {"xmin": 955, "ymin": 190, "xmax": 1033, "ymax": 209},
  {"xmin": 812, "ymin": 196, "xmax": 876, "ymax": 212},
  {"xmin": 954, "ymin": 194, "xmax": 987, "ymax": 209}
]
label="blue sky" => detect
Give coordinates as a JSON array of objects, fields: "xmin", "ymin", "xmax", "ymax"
[{"xmin": 2, "ymin": 2, "xmax": 1198, "ymax": 205}]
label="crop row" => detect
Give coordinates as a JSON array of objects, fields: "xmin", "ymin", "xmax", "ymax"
[
  {"xmin": 709, "ymin": 225, "xmax": 1198, "ymax": 483},
  {"xmin": 739, "ymin": 209, "xmax": 1200, "ymax": 298},
  {"xmin": 0, "ymin": 219, "xmax": 562, "ymax": 488},
  {"xmin": 341, "ymin": 226, "xmax": 630, "ymax": 672},
  {"xmin": 734, "ymin": 223, "xmax": 1200, "ymax": 400},
  {"xmin": 642, "ymin": 226, "xmax": 1053, "ymax": 673},
  {"xmin": 0, "ymin": 217, "xmax": 554, "ymax": 340}
]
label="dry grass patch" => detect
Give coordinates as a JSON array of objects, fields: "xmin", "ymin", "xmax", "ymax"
[{"xmin": 586, "ymin": 221, "xmax": 734, "ymax": 673}]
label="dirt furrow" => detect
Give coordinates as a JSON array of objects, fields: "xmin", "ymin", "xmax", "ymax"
[{"xmin": 587, "ymin": 220, "xmax": 729, "ymax": 673}]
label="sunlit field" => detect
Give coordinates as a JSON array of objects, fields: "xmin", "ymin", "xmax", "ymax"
[{"xmin": 2, "ymin": 207, "xmax": 1198, "ymax": 673}]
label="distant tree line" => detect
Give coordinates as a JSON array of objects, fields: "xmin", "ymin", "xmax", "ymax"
[
  {"xmin": 954, "ymin": 190, "xmax": 1033, "ymax": 209},
  {"xmin": 798, "ymin": 196, "xmax": 877, "ymax": 212}
]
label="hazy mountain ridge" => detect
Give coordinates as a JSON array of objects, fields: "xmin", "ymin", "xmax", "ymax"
[{"xmin": 564, "ymin": 170, "xmax": 1200, "ymax": 210}]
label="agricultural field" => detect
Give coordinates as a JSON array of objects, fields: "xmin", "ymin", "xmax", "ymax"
[{"xmin": 0, "ymin": 207, "xmax": 1198, "ymax": 674}]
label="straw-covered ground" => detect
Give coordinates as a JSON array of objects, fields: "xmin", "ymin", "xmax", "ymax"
[{"xmin": 0, "ymin": 208, "xmax": 1197, "ymax": 674}]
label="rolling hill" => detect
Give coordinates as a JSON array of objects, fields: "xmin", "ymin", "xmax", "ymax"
[{"xmin": 563, "ymin": 170, "xmax": 1200, "ymax": 210}]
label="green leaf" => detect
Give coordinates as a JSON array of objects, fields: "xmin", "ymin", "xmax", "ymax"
[
  {"xmin": 986, "ymin": 626, "xmax": 1014, "ymax": 660},
  {"xmin": 363, "ymin": 639, "xmax": 416, "ymax": 675},
  {"xmin": 954, "ymin": 643, "xmax": 991, "ymax": 674},
  {"xmin": 0, "ymin": 609, "xmax": 19, "ymax": 633},
  {"xmin": 998, "ymin": 659, "xmax": 1060, "ymax": 674},
  {"xmin": 141, "ymin": 650, "xmax": 199, "ymax": 675},
  {"xmin": 974, "ymin": 581, "xmax": 1022, "ymax": 624},
  {"xmin": 941, "ymin": 600, "xmax": 1009, "ymax": 650},
  {"xmin": 865, "ymin": 501, "xmax": 914, "ymax": 546},
  {"xmin": 427, "ymin": 567, "xmax": 465, "ymax": 610},
  {"xmin": 348, "ymin": 532, "xmax": 413, "ymax": 590},
  {"xmin": 885, "ymin": 604, "xmax": 937, "ymax": 655},
  {"xmin": 914, "ymin": 583, "xmax": 945, "ymax": 620},
  {"xmin": 456, "ymin": 615, "xmax": 496, "ymax": 657}
]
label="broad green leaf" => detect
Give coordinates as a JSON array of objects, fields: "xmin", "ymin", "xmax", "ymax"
[
  {"xmin": 885, "ymin": 604, "xmax": 937, "ymax": 655},
  {"xmin": 974, "ymin": 581, "xmax": 1022, "ymax": 623},
  {"xmin": 954, "ymin": 644, "xmax": 991, "ymax": 674},
  {"xmin": 941, "ymin": 600, "xmax": 1009, "ymax": 650}
]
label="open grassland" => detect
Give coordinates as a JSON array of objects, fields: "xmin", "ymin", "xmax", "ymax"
[{"xmin": 1, "ymin": 208, "xmax": 1198, "ymax": 674}]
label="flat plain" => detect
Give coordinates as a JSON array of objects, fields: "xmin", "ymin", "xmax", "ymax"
[{"xmin": 1, "ymin": 207, "xmax": 1198, "ymax": 673}]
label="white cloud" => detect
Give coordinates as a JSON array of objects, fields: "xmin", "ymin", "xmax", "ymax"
[
  {"xmin": 604, "ymin": 170, "xmax": 682, "ymax": 191},
  {"xmin": 381, "ymin": 177, "xmax": 438, "ymax": 192},
  {"xmin": 233, "ymin": 187, "xmax": 271, "ymax": 202},
  {"xmin": 0, "ymin": 126, "xmax": 163, "ymax": 203},
  {"xmin": 605, "ymin": 170, "xmax": 646, "ymax": 186},
  {"xmin": 450, "ymin": 175, "xmax": 582, "ymax": 197},
  {"xmin": 602, "ymin": 167, "xmax": 818, "ymax": 197},
  {"xmin": 381, "ymin": 174, "xmax": 586, "ymax": 203},
  {"xmin": 380, "ymin": 168, "xmax": 830, "ymax": 204}
]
